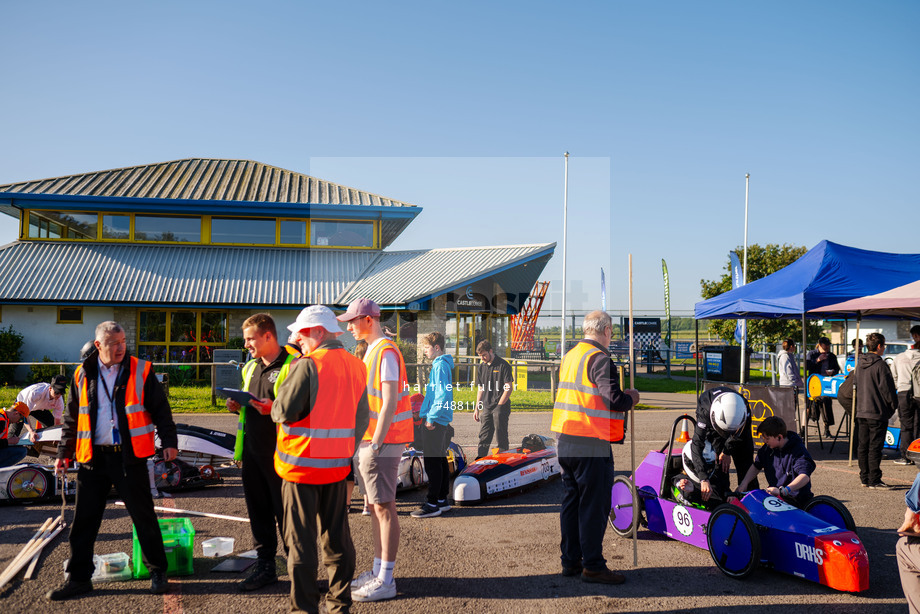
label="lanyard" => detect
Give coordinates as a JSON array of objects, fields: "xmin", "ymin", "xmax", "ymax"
[{"xmin": 98, "ymin": 366, "xmax": 122, "ymax": 444}]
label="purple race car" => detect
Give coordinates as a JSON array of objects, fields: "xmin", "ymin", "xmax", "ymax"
[{"xmin": 609, "ymin": 415, "xmax": 869, "ymax": 592}]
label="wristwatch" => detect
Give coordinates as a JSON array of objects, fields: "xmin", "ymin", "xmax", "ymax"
[{"xmin": 371, "ymin": 442, "xmax": 379, "ymax": 453}]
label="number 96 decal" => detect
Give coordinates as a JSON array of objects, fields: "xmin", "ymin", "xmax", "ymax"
[
  {"xmin": 672, "ymin": 505, "xmax": 694, "ymax": 536},
  {"xmin": 763, "ymin": 496, "xmax": 796, "ymax": 512}
]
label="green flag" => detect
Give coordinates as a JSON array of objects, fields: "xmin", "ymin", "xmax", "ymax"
[{"xmin": 662, "ymin": 259, "xmax": 671, "ymax": 348}]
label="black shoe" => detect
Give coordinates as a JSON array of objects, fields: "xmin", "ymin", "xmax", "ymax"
[
  {"xmin": 868, "ymin": 481, "xmax": 892, "ymax": 489},
  {"xmin": 824, "ymin": 429, "xmax": 833, "ymax": 438},
  {"xmin": 150, "ymin": 570, "xmax": 169, "ymax": 595},
  {"xmin": 895, "ymin": 458, "xmax": 914, "ymax": 466},
  {"xmin": 239, "ymin": 559, "xmax": 277, "ymax": 591},
  {"xmin": 581, "ymin": 567, "xmax": 626, "ymax": 585},
  {"xmin": 47, "ymin": 579, "xmax": 93, "ymax": 601},
  {"xmin": 562, "ymin": 565, "xmax": 583, "ymax": 577}
]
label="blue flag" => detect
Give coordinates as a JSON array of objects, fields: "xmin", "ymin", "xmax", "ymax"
[{"xmin": 600, "ymin": 268, "xmax": 607, "ymax": 312}]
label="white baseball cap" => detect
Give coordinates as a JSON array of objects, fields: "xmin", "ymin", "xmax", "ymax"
[{"xmin": 287, "ymin": 305, "xmax": 344, "ymax": 335}]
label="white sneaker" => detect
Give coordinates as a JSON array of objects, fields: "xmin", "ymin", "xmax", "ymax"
[
  {"xmin": 352, "ymin": 577, "xmax": 397, "ymax": 602},
  {"xmin": 350, "ymin": 570, "xmax": 376, "ymax": 590}
]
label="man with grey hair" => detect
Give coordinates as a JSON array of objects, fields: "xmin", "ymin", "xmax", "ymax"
[
  {"xmin": 48, "ymin": 321, "xmax": 178, "ymax": 600},
  {"xmin": 551, "ymin": 309, "xmax": 639, "ymax": 585}
]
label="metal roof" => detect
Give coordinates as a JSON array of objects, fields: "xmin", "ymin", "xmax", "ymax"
[
  {"xmin": 337, "ymin": 243, "xmax": 556, "ymax": 306},
  {"xmin": 0, "ymin": 241, "xmax": 556, "ymax": 310},
  {"xmin": 0, "ymin": 241, "xmax": 378, "ymax": 307},
  {"xmin": 0, "ymin": 158, "xmax": 416, "ymax": 208}
]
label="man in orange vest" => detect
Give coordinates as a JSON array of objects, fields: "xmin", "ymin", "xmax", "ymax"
[
  {"xmin": 271, "ymin": 305, "xmax": 369, "ymax": 614},
  {"xmin": 48, "ymin": 321, "xmax": 177, "ymax": 601},
  {"xmin": 551, "ymin": 310, "xmax": 639, "ymax": 585},
  {"xmin": 0, "ymin": 402, "xmax": 30, "ymax": 468},
  {"xmin": 338, "ymin": 298, "xmax": 413, "ymax": 602}
]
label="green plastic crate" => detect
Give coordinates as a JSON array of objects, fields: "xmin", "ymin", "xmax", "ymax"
[{"xmin": 132, "ymin": 517, "xmax": 195, "ymax": 579}]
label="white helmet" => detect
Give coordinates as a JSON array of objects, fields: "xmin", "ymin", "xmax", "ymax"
[
  {"xmin": 681, "ymin": 440, "xmax": 716, "ymax": 484},
  {"xmin": 709, "ymin": 391, "xmax": 749, "ymax": 438}
]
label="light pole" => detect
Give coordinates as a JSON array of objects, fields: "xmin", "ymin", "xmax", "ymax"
[
  {"xmin": 740, "ymin": 173, "xmax": 750, "ymax": 383},
  {"xmin": 561, "ymin": 152, "xmax": 569, "ymax": 354}
]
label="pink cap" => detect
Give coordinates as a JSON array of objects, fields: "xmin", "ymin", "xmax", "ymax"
[{"xmin": 336, "ymin": 298, "xmax": 380, "ymax": 322}]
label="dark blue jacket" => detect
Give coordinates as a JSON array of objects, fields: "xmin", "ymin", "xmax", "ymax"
[{"xmin": 753, "ymin": 431, "xmax": 815, "ymax": 503}]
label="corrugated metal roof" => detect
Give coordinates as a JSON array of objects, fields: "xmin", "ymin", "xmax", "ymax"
[
  {"xmin": 0, "ymin": 158, "xmax": 417, "ymax": 208},
  {"xmin": 0, "ymin": 241, "xmax": 379, "ymax": 307},
  {"xmin": 338, "ymin": 243, "xmax": 556, "ymax": 306}
]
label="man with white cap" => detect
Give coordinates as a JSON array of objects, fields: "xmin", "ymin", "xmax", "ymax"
[
  {"xmin": 337, "ymin": 298, "xmax": 413, "ymax": 602},
  {"xmin": 271, "ymin": 305, "xmax": 370, "ymax": 614}
]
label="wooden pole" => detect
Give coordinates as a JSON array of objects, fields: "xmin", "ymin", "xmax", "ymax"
[
  {"xmin": 0, "ymin": 516, "xmax": 59, "ymax": 589},
  {"xmin": 628, "ymin": 254, "xmax": 637, "ymax": 568}
]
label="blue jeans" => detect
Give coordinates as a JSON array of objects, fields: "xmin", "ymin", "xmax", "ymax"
[
  {"xmin": 0, "ymin": 446, "xmax": 28, "ymax": 468},
  {"xmin": 558, "ymin": 438, "xmax": 614, "ymax": 572}
]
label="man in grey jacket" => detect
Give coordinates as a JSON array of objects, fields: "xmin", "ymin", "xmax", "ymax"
[
  {"xmin": 855, "ymin": 332, "xmax": 898, "ymax": 488},
  {"xmin": 894, "ymin": 326, "xmax": 920, "ymax": 465}
]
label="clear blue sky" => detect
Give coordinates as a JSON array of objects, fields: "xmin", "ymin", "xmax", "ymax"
[{"xmin": 1, "ymin": 1, "xmax": 917, "ymax": 315}]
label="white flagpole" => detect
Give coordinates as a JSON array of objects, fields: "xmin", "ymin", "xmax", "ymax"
[
  {"xmin": 740, "ymin": 173, "xmax": 750, "ymax": 384},
  {"xmin": 561, "ymin": 152, "xmax": 569, "ymax": 354}
]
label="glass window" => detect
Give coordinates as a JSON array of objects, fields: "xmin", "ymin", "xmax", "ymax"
[
  {"xmin": 170, "ymin": 311, "xmax": 197, "ymax": 343},
  {"xmin": 136, "ymin": 345, "xmax": 167, "ymax": 363},
  {"xmin": 200, "ymin": 311, "xmax": 227, "ymax": 344},
  {"xmin": 211, "ymin": 217, "xmax": 275, "ymax": 244},
  {"xmin": 279, "ymin": 220, "xmax": 306, "ymax": 245},
  {"xmin": 57, "ymin": 307, "xmax": 83, "ymax": 323},
  {"xmin": 139, "ymin": 311, "xmax": 167, "ymax": 342},
  {"xmin": 135, "ymin": 215, "xmax": 200, "ymax": 243},
  {"xmin": 28, "ymin": 211, "xmax": 93, "ymax": 239},
  {"xmin": 311, "ymin": 220, "xmax": 374, "ymax": 247},
  {"xmin": 102, "ymin": 214, "xmax": 130, "ymax": 240}
]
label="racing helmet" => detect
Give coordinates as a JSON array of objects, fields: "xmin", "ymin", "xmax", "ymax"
[
  {"xmin": 709, "ymin": 391, "xmax": 749, "ymax": 438},
  {"xmin": 681, "ymin": 440, "xmax": 716, "ymax": 484},
  {"xmin": 80, "ymin": 340, "xmax": 96, "ymax": 361}
]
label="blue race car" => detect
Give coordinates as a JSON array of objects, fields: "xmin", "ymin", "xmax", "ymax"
[{"xmin": 610, "ymin": 415, "xmax": 869, "ymax": 592}]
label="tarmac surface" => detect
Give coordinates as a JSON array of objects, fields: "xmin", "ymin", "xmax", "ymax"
[{"xmin": 0, "ymin": 393, "xmax": 913, "ymax": 613}]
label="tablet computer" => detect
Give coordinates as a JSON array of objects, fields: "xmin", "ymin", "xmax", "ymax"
[{"xmin": 216, "ymin": 387, "xmax": 260, "ymax": 408}]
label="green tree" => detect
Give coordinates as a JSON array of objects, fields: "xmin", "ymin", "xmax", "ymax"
[
  {"xmin": 0, "ymin": 325, "xmax": 24, "ymax": 385},
  {"xmin": 700, "ymin": 244, "xmax": 823, "ymax": 348}
]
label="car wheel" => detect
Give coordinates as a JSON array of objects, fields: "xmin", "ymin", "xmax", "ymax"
[
  {"xmin": 7, "ymin": 466, "xmax": 49, "ymax": 500},
  {"xmin": 707, "ymin": 504, "xmax": 761, "ymax": 578},
  {"xmin": 804, "ymin": 495, "xmax": 857, "ymax": 533},
  {"xmin": 409, "ymin": 456, "xmax": 424, "ymax": 487},
  {"xmin": 609, "ymin": 475, "xmax": 641, "ymax": 537}
]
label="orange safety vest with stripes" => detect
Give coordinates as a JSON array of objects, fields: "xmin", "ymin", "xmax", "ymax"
[
  {"xmin": 274, "ymin": 347, "xmax": 367, "ymax": 484},
  {"xmin": 74, "ymin": 357, "xmax": 157, "ymax": 462},
  {"xmin": 0, "ymin": 409, "xmax": 11, "ymax": 439},
  {"xmin": 551, "ymin": 341, "xmax": 625, "ymax": 443},
  {"xmin": 363, "ymin": 339, "xmax": 413, "ymax": 444}
]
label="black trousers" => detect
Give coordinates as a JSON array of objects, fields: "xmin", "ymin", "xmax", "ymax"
[
  {"xmin": 808, "ymin": 397, "xmax": 835, "ymax": 428},
  {"xmin": 242, "ymin": 445, "xmax": 285, "ymax": 562},
  {"xmin": 558, "ymin": 440, "xmax": 614, "ymax": 572},
  {"xmin": 283, "ymin": 479, "xmax": 354, "ymax": 614},
  {"xmin": 67, "ymin": 448, "xmax": 167, "ymax": 581},
  {"xmin": 857, "ymin": 417, "xmax": 886, "ymax": 485},
  {"xmin": 477, "ymin": 404, "xmax": 510, "ymax": 458},
  {"xmin": 899, "ymin": 392, "xmax": 920, "ymax": 458},
  {"xmin": 422, "ymin": 423, "xmax": 450, "ymax": 505}
]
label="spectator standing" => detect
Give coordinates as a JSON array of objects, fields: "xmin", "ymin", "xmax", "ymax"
[
  {"xmin": 48, "ymin": 321, "xmax": 177, "ymax": 600},
  {"xmin": 806, "ymin": 336, "xmax": 841, "ymax": 438},
  {"xmin": 894, "ymin": 326, "xmax": 920, "ymax": 465},
  {"xmin": 411, "ymin": 332, "xmax": 455, "ymax": 518},
  {"xmin": 271, "ymin": 306, "xmax": 369, "ymax": 614},
  {"xmin": 225, "ymin": 314, "xmax": 294, "ymax": 591},
  {"xmin": 338, "ymin": 298, "xmax": 414, "ymax": 602},
  {"xmin": 855, "ymin": 332, "xmax": 898, "ymax": 488},
  {"xmin": 776, "ymin": 338, "xmax": 804, "ymax": 388},
  {"xmin": 551, "ymin": 310, "xmax": 639, "ymax": 584},
  {"xmin": 472, "ymin": 340, "xmax": 514, "ymax": 458}
]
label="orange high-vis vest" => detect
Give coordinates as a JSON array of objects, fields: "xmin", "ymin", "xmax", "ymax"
[
  {"xmin": 74, "ymin": 357, "xmax": 157, "ymax": 463},
  {"xmin": 551, "ymin": 341, "xmax": 625, "ymax": 443},
  {"xmin": 274, "ymin": 347, "xmax": 367, "ymax": 484},
  {"xmin": 363, "ymin": 339, "xmax": 413, "ymax": 444}
]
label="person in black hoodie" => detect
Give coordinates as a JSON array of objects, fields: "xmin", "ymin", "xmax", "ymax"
[
  {"xmin": 739, "ymin": 416, "xmax": 816, "ymax": 507},
  {"xmin": 855, "ymin": 332, "xmax": 898, "ymax": 489}
]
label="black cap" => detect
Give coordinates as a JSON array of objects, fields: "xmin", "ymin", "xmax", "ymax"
[{"xmin": 51, "ymin": 374, "xmax": 68, "ymax": 395}]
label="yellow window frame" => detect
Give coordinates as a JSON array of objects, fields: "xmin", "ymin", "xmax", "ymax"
[{"xmin": 57, "ymin": 306, "xmax": 83, "ymax": 324}]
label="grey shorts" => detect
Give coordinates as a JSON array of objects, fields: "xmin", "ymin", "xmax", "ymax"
[{"xmin": 355, "ymin": 441, "xmax": 401, "ymax": 504}]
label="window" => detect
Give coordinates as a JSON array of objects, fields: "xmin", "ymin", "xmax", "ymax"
[
  {"xmin": 310, "ymin": 220, "xmax": 374, "ymax": 248},
  {"xmin": 279, "ymin": 220, "xmax": 306, "ymax": 245},
  {"xmin": 211, "ymin": 217, "xmax": 276, "ymax": 245},
  {"xmin": 101, "ymin": 214, "xmax": 131, "ymax": 240},
  {"xmin": 29, "ymin": 211, "xmax": 97, "ymax": 240},
  {"xmin": 58, "ymin": 307, "xmax": 83, "ymax": 323},
  {"xmin": 136, "ymin": 309, "xmax": 229, "ymax": 372},
  {"xmin": 134, "ymin": 215, "xmax": 201, "ymax": 243}
]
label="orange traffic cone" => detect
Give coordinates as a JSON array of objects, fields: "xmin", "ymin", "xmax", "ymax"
[{"xmin": 676, "ymin": 420, "xmax": 691, "ymax": 443}]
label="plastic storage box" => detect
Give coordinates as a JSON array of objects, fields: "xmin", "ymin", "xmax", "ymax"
[
  {"xmin": 133, "ymin": 517, "xmax": 195, "ymax": 579},
  {"xmin": 63, "ymin": 553, "xmax": 133, "ymax": 583},
  {"xmin": 201, "ymin": 537, "xmax": 234, "ymax": 557}
]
